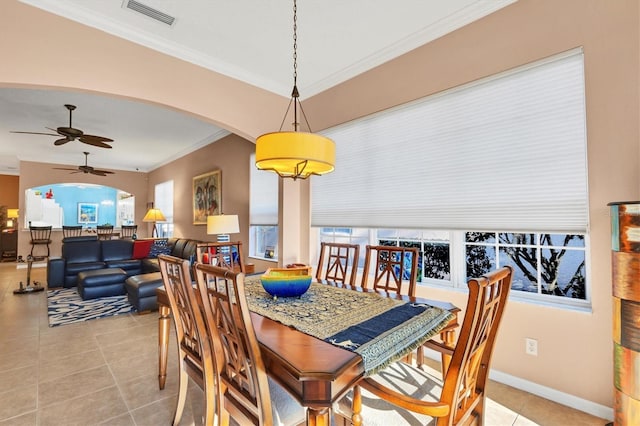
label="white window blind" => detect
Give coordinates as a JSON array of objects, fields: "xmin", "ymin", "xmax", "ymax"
[
  {"xmin": 312, "ymin": 49, "xmax": 588, "ymax": 233},
  {"xmin": 250, "ymin": 153, "xmax": 279, "ymax": 225},
  {"xmin": 155, "ymin": 180, "xmax": 173, "ymax": 223}
]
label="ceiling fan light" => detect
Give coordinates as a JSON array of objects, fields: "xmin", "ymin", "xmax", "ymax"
[{"xmin": 255, "ymin": 131, "xmax": 335, "ymax": 179}]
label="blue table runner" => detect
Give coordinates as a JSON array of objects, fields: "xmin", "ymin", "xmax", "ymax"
[{"xmin": 244, "ymin": 277, "xmax": 454, "ymax": 376}]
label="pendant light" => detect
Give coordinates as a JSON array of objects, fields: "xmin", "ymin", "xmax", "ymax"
[{"xmin": 255, "ymin": 0, "xmax": 335, "ymax": 180}]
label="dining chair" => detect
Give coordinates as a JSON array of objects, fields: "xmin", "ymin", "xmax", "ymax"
[
  {"xmin": 315, "ymin": 241, "xmax": 360, "ymax": 287},
  {"xmin": 338, "ymin": 266, "xmax": 513, "ymax": 426},
  {"xmin": 196, "ymin": 241, "xmax": 245, "ymax": 273},
  {"xmin": 361, "ymin": 244, "xmax": 419, "ymax": 297},
  {"xmin": 62, "ymin": 225, "xmax": 83, "ymax": 238},
  {"xmin": 120, "ymin": 224, "xmax": 137, "ymax": 239},
  {"xmin": 96, "ymin": 224, "xmax": 114, "ymax": 240},
  {"xmin": 28, "ymin": 225, "xmax": 52, "ymax": 259},
  {"xmin": 158, "ymin": 254, "xmax": 219, "ymax": 426},
  {"xmin": 193, "ymin": 263, "xmax": 307, "ymax": 426}
]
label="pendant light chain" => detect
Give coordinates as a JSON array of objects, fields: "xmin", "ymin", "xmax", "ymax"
[{"xmin": 292, "ymin": 0, "xmax": 298, "ymax": 89}]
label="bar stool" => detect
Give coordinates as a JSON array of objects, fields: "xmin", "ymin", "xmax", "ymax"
[
  {"xmin": 29, "ymin": 225, "xmax": 52, "ymax": 260},
  {"xmin": 96, "ymin": 225, "xmax": 114, "ymax": 240},
  {"xmin": 62, "ymin": 225, "xmax": 83, "ymax": 238},
  {"xmin": 120, "ymin": 224, "xmax": 137, "ymax": 239}
]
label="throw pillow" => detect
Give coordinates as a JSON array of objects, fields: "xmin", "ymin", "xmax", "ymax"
[
  {"xmin": 148, "ymin": 239, "xmax": 172, "ymax": 258},
  {"xmin": 132, "ymin": 240, "xmax": 154, "ymax": 259}
]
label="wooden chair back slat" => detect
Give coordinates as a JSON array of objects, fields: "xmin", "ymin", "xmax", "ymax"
[
  {"xmin": 361, "ymin": 245, "xmax": 419, "ymax": 296},
  {"xmin": 196, "ymin": 241, "xmax": 245, "ymax": 273},
  {"xmin": 316, "ymin": 242, "xmax": 360, "ymax": 287},
  {"xmin": 120, "ymin": 224, "xmax": 137, "ymax": 239}
]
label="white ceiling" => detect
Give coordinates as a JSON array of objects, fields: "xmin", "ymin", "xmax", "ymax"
[{"xmin": 0, "ymin": 0, "xmax": 516, "ymax": 175}]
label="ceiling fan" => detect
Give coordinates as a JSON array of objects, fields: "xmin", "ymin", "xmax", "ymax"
[
  {"xmin": 53, "ymin": 152, "xmax": 115, "ymax": 176},
  {"xmin": 11, "ymin": 104, "xmax": 114, "ymax": 148}
]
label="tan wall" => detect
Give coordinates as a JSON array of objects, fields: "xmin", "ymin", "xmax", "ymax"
[
  {"xmin": 0, "ymin": 174, "xmax": 19, "ymax": 208},
  {"xmin": 1, "ymin": 0, "xmax": 638, "ymax": 410},
  {"xmin": 147, "ymin": 133, "xmax": 273, "ymax": 273}
]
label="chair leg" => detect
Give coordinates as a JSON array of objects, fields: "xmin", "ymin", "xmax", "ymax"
[
  {"xmin": 172, "ymin": 360, "xmax": 189, "ymax": 426},
  {"xmin": 352, "ymin": 385, "xmax": 362, "ymax": 426}
]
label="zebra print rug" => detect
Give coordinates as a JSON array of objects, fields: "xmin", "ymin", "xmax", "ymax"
[{"xmin": 47, "ymin": 288, "xmax": 134, "ymax": 327}]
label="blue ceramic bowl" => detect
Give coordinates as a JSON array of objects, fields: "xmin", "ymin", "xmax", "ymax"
[{"xmin": 260, "ymin": 274, "xmax": 312, "ymax": 298}]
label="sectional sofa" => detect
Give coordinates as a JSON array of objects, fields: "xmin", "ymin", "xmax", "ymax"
[{"xmin": 46, "ymin": 236, "xmax": 200, "ymax": 303}]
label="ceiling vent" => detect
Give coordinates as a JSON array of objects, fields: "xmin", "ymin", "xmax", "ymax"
[{"xmin": 125, "ymin": 0, "xmax": 175, "ymax": 26}]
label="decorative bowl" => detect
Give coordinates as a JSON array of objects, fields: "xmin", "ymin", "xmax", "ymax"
[{"xmin": 260, "ymin": 267, "xmax": 312, "ymax": 298}]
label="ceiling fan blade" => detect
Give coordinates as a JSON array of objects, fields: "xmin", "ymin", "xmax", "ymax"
[
  {"xmin": 93, "ymin": 169, "xmax": 114, "ymax": 175},
  {"xmin": 81, "ymin": 134, "xmax": 113, "ymax": 143},
  {"xmin": 80, "ymin": 135, "xmax": 114, "ymax": 148},
  {"xmin": 52, "ymin": 167, "xmax": 79, "ymax": 171},
  {"xmin": 91, "ymin": 170, "xmax": 108, "ymax": 176},
  {"xmin": 54, "ymin": 137, "xmax": 72, "ymax": 146},
  {"xmin": 10, "ymin": 131, "xmax": 59, "ymax": 136}
]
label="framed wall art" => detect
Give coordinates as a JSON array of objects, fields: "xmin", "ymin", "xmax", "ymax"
[
  {"xmin": 193, "ymin": 170, "xmax": 221, "ymax": 224},
  {"xmin": 78, "ymin": 202, "xmax": 98, "ymax": 224}
]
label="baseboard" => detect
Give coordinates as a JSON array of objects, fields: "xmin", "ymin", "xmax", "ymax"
[
  {"xmin": 422, "ymin": 351, "xmax": 613, "ymax": 421},
  {"xmin": 488, "ymin": 369, "xmax": 614, "ymax": 421},
  {"xmin": 16, "ymin": 262, "xmax": 47, "ymax": 269}
]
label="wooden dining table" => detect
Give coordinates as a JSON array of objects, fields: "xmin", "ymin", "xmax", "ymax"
[{"xmin": 155, "ymin": 280, "xmax": 459, "ymax": 426}]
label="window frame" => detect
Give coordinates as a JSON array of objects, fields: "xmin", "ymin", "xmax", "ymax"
[{"xmin": 316, "ymin": 227, "xmax": 590, "ymax": 311}]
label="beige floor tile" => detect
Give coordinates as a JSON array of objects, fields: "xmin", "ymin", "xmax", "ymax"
[
  {"xmin": 100, "ymin": 335, "xmax": 159, "ymax": 365},
  {"xmin": 0, "ymin": 365, "xmax": 38, "ymax": 394},
  {"xmin": 109, "ymin": 351, "xmax": 163, "ymax": 385},
  {"xmin": 129, "ymin": 396, "xmax": 182, "ymax": 426},
  {"xmin": 38, "ymin": 386, "xmax": 128, "ymax": 426},
  {"xmin": 38, "ymin": 348, "xmax": 106, "ymax": 383},
  {"xmin": 98, "ymin": 412, "xmax": 136, "ymax": 426},
  {"xmin": 38, "ymin": 365, "xmax": 116, "ymax": 407},
  {"xmin": 0, "ymin": 383, "xmax": 37, "ymax": 421},
  {"xmin": 0, "ymin": 410, "xmax": 37, "ymax": 426},
  {"xmin": 118, "ymin": 367, "xmax": 180, "ymax": 411},
  {"xmin": 94, "ymin": 322, "xmax": 158, "ymax": 349},
  {"xmin": 487, "ymin": 380, "xmax": 530, "ymax": 414},
  {"xmin": 518, "ymin": 393, "xmax": 608, "ymax": 426},
  {"xmin": 0, "ymin": 346, "xmax": 39, "ymax": 373}
]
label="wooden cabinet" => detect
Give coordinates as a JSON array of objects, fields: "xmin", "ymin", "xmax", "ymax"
[{"xmin": 0, "ymin": 229, "xmax": 17, "ymax": 262}]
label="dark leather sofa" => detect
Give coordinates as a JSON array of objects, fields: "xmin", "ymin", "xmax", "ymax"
[
  {"xmin": 47, "ymin": 236, "xmax": 143, "ymax": 288},
  {"xmin": 47, "ymin": 236, "xmax": 200, "ymax": 306}
]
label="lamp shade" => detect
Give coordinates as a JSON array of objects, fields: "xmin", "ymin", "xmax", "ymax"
[
  {"xmin": 143, "ymin": 208, "xmax": 166, "ymax": 223},
  {"xmin": 207, "ymin": 214, "xmax": 240, "ymax": 235},
  {"xmin": 7, "ymin": 209, "xmax": 18, "ymax": 219},
  {"xmin": 255, "ymin": 131, "xmax": 335, "ymax": 179}
]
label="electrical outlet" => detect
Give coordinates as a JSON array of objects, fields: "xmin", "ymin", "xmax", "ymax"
[{"xmin": 525, "ymin": 338, "xmax": 538, "ymax": 356}]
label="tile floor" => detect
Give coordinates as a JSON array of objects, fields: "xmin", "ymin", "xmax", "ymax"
[{"xmin": 0, "ymin": 262, "xmax": 609, "ymax": 425}]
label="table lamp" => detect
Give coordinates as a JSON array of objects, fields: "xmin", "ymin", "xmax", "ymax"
[
  {"xmin": 206, "ymin": 214, "xmax": 240, "ymax": 267},
  {"xmin": 6, "ymin": 208, "xmax": 18, "ymax": 229},
  {"xmin": 206, "ymin": 214, "xmax": 239, "ymax": 242},
  {"xmin": 143, "ymin": 207, "xmax": 166, "ymax": 238}
]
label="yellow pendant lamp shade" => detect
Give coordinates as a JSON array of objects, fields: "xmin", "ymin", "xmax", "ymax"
[{"xmin": 255, "ymin": 131, "xmax": 335, "ymax": 179}]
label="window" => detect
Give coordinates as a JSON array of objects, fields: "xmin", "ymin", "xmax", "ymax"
[
  {"xmin": 317, "ymin": 227, "xmax": 588, "ymax": 307},
  {"xmin": 465, "ymin": 232, "xmax": 586, "ymax": 299},
  {"xmin": 249, "ymin": 154, "xmax": 278, "ymax": 260},
  {"xmin": 311, "ymin": 49, "xmax": 589, "ymax": 308},
  {"xmin": 155, "ymin": 180, "xmax": 173, "ymax": 237}
]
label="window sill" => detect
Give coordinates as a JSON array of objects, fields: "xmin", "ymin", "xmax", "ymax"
[{"xmin": 249, "ymin": 255, "xmax": 279, "ymax": 263}]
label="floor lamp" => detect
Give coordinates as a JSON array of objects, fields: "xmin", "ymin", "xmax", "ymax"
[
  {"xmin": 207, "ymin": 214, "xmax": 240, "ymax": 266},
  {"xmin": 143, "ymin": 207, "xmax": 166, "ymax": 238}
]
